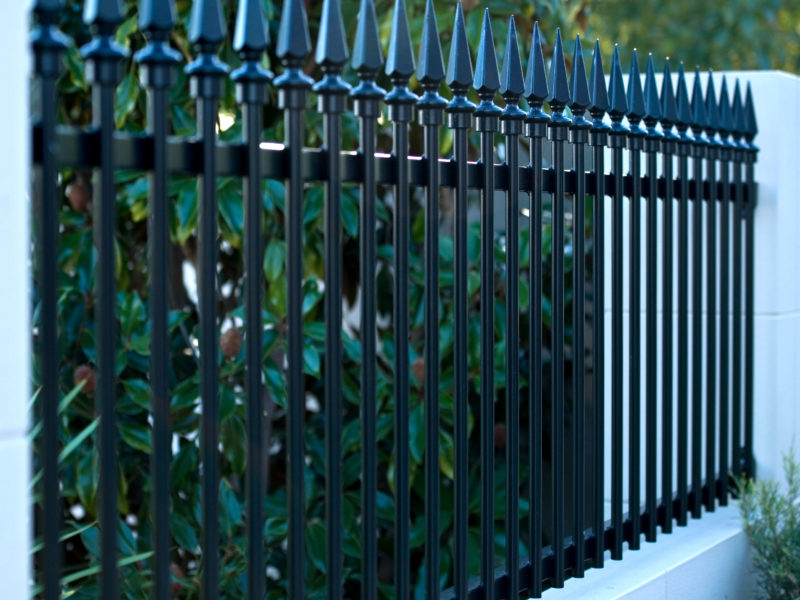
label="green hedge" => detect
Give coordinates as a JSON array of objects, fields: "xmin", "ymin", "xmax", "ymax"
[{"xmin": 32, "ymin": 1, "xmax": 594, "ymax": 597}]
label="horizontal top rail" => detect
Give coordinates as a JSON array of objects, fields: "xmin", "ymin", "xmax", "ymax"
[{"xmin": 32, "ymin": 125, "xmax": 757, "ymax": 204}]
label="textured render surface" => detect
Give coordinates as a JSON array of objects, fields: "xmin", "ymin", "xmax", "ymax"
[
  {"xmin": 0, "ymin": 1, "xmax": 30, "ymax": 599},
  {"xmin": 737, "ymin": 70, "xmax": 800, "ymax": 485},
  {"xmin": 544, "ymin": 504, "xmax": 754, "ymax": 600}
]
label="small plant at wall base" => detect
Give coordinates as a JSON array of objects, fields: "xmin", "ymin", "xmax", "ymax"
[{"xmin": 738, "ymin": 449, "xmax": 800, "ymax": 600}]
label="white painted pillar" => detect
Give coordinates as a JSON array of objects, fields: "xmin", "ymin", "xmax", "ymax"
[
  {"xmin": 732, "ymin": 70, "xmax": 800, "ymax": 484},
  {"xmin": 0, "ymin": 1, "xmax": 31, "ymax": 598}
]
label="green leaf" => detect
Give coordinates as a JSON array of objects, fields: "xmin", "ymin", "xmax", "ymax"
[
  {"xmin": 520, "ymin": 277, "xmax": 530, "ymax": 312},
  {"xmin": 122, "ymin": 379, "xmax": 151, "ymax": 411},
  {"xmin": 119, "ymin": 420, "xmax": 151, "ymax": 454},
  {"xmin": 218, "ymin": 179, "xmax": 244, "ymax": 247},
  {"xmin": 61, "ymin": 551, "xmax": 154, "ymax": 587},
  {"xmin": 439, "ymin": 429, "xmax": 454, "ymax": 480},
  {"xmin": 263, "ymin": 239, "xmax": 286, "ymax": 283},
  {"xmin": 219, "ymin": 479, "xmax": 243, "ymax": 537},
  {"xmin": 62, "ymin": 44, "xmax": 88, "ymax": 92},
  {"xmin": 61, "ymin": 418, "xmax": 99, "ymax": 464},
  {"xmin": 305, "ymin": 520, "xmax": 326, "ymax": 574},
  {"xmin": 29, "ymin": 380, "xmax": 85, "ymax": 441},
  {"xmin": 171, "ymin": 511, "xmax": 199, "ymax": 553},
  {"xmin": 221, "ymin": 416, "xmax": 247, "ymax": 475},
  {"xmin": 114, "ymin": 72, "xmax": 140, "ymax": 129},
  {"xmin": 174, "ymin": 179, "xmax": 198, "ymax": 244},
  {"xmin": 30, "ymin": 521, "xmax": 96, "ymax": 554},
  {"xmin": 409, "ymin": 402, "xmax": 424, "ymax": 466},
  {"xmin": 341, "ymin": 189, "xmax": 358, "ymax": 237},
  {"xmin": 303, "ymin": 343, "xmax": 321, "ymax": 377}
]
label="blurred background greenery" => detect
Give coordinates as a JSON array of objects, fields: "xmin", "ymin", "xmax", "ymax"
[{"xmin": 33, "ymin": 0, "xmax": 797, "ymax": 598}]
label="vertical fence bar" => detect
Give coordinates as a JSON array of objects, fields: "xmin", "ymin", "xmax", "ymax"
[
  {"xmin": 659, "ymin": 58, "xmax": 679, "ymax": 534},
  {"xmin": 186, "ymin": 2, "xmax": 228, "ymax": 594},
  {"xmin": 703, "ymin": 73, "xmax": 722, "ymax": 511},
  {"xmin": 231, "ymin": 4, "xmax": 271, "ymax": 597},
  {"xmin": 674, "ymin": 64, "xmax": 692, "ymax": 527},
  {"xmin": 703, "ymin": 73, "xmax": 720, "ymax": 512},
  {"xmin": 568, "ymin": 35, "xmax": 591, "ymax": 575},
  {"xmin": 607, "ymin": 46, "xmax": 628, "ymax": 560},
  {"xmin": 689, "ymin": 70, "xmax": 707, "ymax": 518},
  {"xmin": 743, "ymin": 84, "xmax": 757, "ymax": 480},
  {"xmin": 473, "ymin": 10, "xmax": 501, "ymax": 597},
  {"xmin": 500, "ymin": 18, "xmax": 525, "ymax": 596},
  {"xmin": 135, "ymin": 2, "xmax": 181, "ymax": 596},
  {"xmin": 716, "ymin": 77, "xmax": 734, "ymax": 506},
  {"xmin": 625, "ymin": 50, "xmax": 645, "ymax": 549},
  {"xmin": 642, "ymin": 55, "xmax": 661, "ymax": 543},
  {"xmin": 547, "ymin": 29, "xmax": 570, "ymax": 587},
  {"xmin": 523, "ymin": 24, "xmax": 549, "ymax": 594},
  {"xmin": 384, "ymin": 1, "xmax": 416, "ymax": 596},
  {"xmin": 730, "ymin": 81, "xmax": 744, "ymax": 478},
  {"xmin": 274, "ymin": 2, "xmax": 313, "ymax": 595},
  {"xmin": 417, "ymin": 2, "xmax": 446, "ymax": 594},
  {"xmin": 80, "ymin": 4, "xmax": 127, "ymax": 595},
  {"xmin": 31, "ymin": 4, "xmax": 68, "ymax": 598},
  {"xmin": 445, "ymin": 6, "xmax": 473, "ymax": 597},
  {"xmin": 587, "ymin": 39, "xmax": 609, "ymax": 569},
  {"xmin": 315, "ymin": 0, "xmax": 351, "ymax": 595},
  {"xmin": 352, "ymin": 11, "xmax": 384, "ymax": 597},
  {"xmin": 186, "ymin": 3, "xmax": 228, "ymax": 594}
]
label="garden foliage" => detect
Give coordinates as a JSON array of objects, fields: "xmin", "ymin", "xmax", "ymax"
[{"xmin": 739, "ymin": 450, "xmax": 800, "ymax": 600}]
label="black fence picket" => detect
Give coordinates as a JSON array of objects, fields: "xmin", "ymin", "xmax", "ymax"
[{"xmin": 30, "ymin": 0, "xmax": 759, "ymax": 598}]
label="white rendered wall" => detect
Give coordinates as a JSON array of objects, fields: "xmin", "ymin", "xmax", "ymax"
[
  {"xmin": 544, "ymin": 504, "xmax": 754, "ymax": 600},
  {"xmin": 0, "ymin": 1, "xmax": 31, "ymax": 598},
  {"xmin": 734, "ymin": 70, "xmax": 800, "ymax": 484}
]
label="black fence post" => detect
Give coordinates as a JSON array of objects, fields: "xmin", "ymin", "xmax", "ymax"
[
  {"xmin": 730, "ymin": 80, "xmax": 745, "ymax": 478},
  {"xmin": 703, "ymin": 72, "xmax": 720, "ymax": 513},
  {"xmin": 274, "ymin": 1, "xmax": 313, "ymax": 596},
  {"xmin": 445, "ymin": 5, "xmax": 473, "ymax": 596},
  {"xmin": 417, "ymin": 1, "xmax": 446, "ymax": 595},
  {"xmin": 185, "ymin": 2, "xmax": 228, "ymax": 595},
  {"xmin": 315, "ymin": 0, "xmax": 351, "ymax": 595},
  {"xmin": 568, "ymin": 34, "xmax": 591, "ymax": 576},
  {"xmin": 659, "ymin": 57, "xmax": 679, "ymax": 534},
  {"xmin": 626, "ymin": 50, "xmax": 646, "ymax": 549},
  {"xmin": 689, "ymin": 68, "xmax": 707, "ymax": 519},
  {"xmin": 717, "ymin": 76, "xmax": 735, "ymax": 506},
  {"xmin": 351, "ymin": 1, "xmax": 384, "ymax": 594},
  {"xmin": 643, "ymin": 54, "xmax": 662, "ymax": 543},
  {"xmin": 230, "ymin": 3, "xmax": 272, "ymax": 598},
  {"xmin": 587, "ymin": 38, "xmax": 609, "ymax": 570},
  {"xmin": 384, "ymin": 1, "xmax": 416, "ymax": 597},
  {"xmin": 674, "ymin": 63, "xmax": 693, "ymax": 527},
  {"xmin": 607, "ymin": 45, "xmax": 628, "ymax": 561},
  {"xmin": 30, "ymin": 2, "xmax": 68, "ymax": 598},
  {"xmin": 80, "ymin": 1, "xmax": 128, "ymax": 595},
  {"xmin": 474, "ymin": 9, "xmax": 502, "ymax": 598},
  {"xmin": 547, "ymin": 29, "xmax": 571, "ymax": 587},
  {"xmin": 500, "ymin": 16, "xmax": 525, "ymax": 596},
  {"xmin": 523, "ymin": 22, "xmax": 549, "ymax": 595},
  {"xmin": 135, "ymin": 1, "xmax": 182, "ymax": 597},
  {"xmin": 743, "ymin": 83, "xmax": 758, "ymax": 480}
]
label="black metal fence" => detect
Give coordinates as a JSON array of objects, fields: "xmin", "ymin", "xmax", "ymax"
[{"xmin": 30, "ymin": 0, "xmax": 758, "ymax": 598}]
